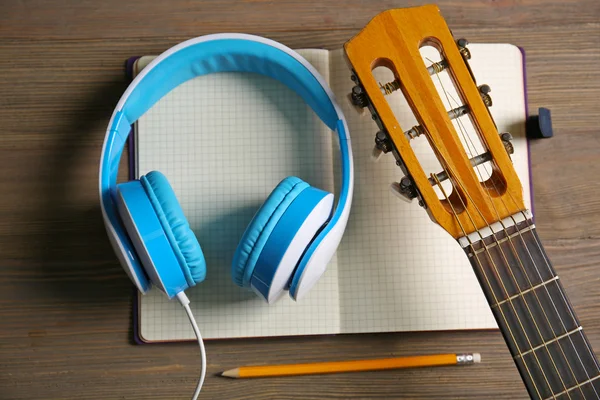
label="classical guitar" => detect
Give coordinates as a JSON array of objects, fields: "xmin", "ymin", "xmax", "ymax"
[{"xmin": 343, "ymin": 5, "xmax": 599, "ymax": 399}]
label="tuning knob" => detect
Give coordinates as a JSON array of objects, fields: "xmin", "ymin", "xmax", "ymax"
[
  {"xmin": 371, "ymin": 131, "xmax": 391, "ymax": 161},
  {"xmin": 457, "ymin": 38, "xmax": 471, "ymax": 60},
  {"xmin": 346, "ymin": 92, "xmax": 368, "ymax": 116},
  {"xmin": 478, "ymin": 84, "xmax": 492, "ymax": 107},
  {"xmin": 374, "ymin": 131, "xmax": 391, "ymax": 152},
  {"xmin": 350, "ymin": 85, "xmax": 369, "ymax": 108},
  {"xmin": 500, "ymin": 132, "xmax": 514, "ymax": 155},
  {"xmin": 390, "ymin": 176, "xmax": 418, "ymax": 203}
]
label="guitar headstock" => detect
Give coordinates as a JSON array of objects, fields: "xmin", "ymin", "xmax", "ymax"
[{"xmin": 343, "ymin": 5, "xmax": 526, "ymax": 239}]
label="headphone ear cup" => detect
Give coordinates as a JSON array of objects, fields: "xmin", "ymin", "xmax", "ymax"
[
  {"xmin": 231, "ymin": 177, "xmax": 309, "ymax": 288},
  {"xmin": 232, "ymin": 176, "xmax": 333, "ymax": 303},
  {"xmin": 116, "ymin": 178, "xmax": 191, "ymax": 298},
  {"xmin": 140, "ymin": 171, "xmax": 207, "ymax": 286}
]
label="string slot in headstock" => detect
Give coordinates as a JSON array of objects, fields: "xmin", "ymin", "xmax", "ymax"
[{"xmin": 428, "ymin": 131, "xmax": 515, "ymax": 188}]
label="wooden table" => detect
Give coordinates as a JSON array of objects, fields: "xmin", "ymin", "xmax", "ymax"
[{"xmin": 1, "ymin": 1, "xmax": 599, "ymax": 398}]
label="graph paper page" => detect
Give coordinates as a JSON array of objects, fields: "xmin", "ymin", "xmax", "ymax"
[
  {"xmin": 135, "ymin": 43, "xmax": 530, "ymax": 341},
  {"xmin": 329, "ymin": 44, "xmax": 531, "ymax": 333},
  {"xmin": 135, "ymin": 50, "xmax": 342, "ymax": 341}
]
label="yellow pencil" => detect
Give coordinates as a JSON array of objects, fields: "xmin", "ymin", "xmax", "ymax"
[{"xmin": 221, "ymin": 353, "xmax": 481, "ymax": 378}]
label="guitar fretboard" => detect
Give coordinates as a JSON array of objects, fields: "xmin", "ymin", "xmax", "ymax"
[{"xmin": 463, "ymin": 217, "xmax": 600, "ymax": 399}]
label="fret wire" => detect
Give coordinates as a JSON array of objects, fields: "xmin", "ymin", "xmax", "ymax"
[
  {"xmin": 439, "ymin": 171, "xmax": 565, "ymax": 398},
  {"xmin": 429, "ymin": 67, "xmax": 600, "ymax": 398},
  {"xmin": 461, "ymin": 215, "xmax": 573, "ymax": 396},
  {"xmin": 476, "ymin": 174, "xmax": 596, "ymax": 397},
  {"xmin": 487, "ymin": 228, "xmax": 573, "ymax": 396},
  {"xmin": 430, "ymin": 173, "xmax": 544, "ymax": 400},
  {"xmin": 432, "ymin": 127, "xmax": 563, "ymax": 396},
  {"xmin": 515, "ymin": 327, "xmax": 583, "ymax": 359},
  {"xmin": 511, "ymin": 216, "xmax": 600, "ymax": 398},
  {"xmin": 444, "ymin": 86, "xmax": 585, "ymax": 398},
  {"xmin": 513, "ymin": 209, "xmax": 600, "ymax": 366},
  {"xmin": 496, "ymin": 159, "xmax": 600, "ymax": 395},
  {"xmin": 451, "ymin": 87, "xmax": 600, "ymax": 391},
  {"xmin": 491, "ymin": 277, "xmax": 559, "ymax": 309},
  {"xmin": 466, "ymin": 224, "xmax": 535, "ymax": 257},
  {"xmin": 425, "ymin": 71, "xmax": 549, "ymax": 398},
  {"xmin": 543, "ymin": 375, "xmax": 600, "ymax": 400}
]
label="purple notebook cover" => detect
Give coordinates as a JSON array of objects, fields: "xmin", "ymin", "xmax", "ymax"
[
  {"xmin": 125, "ymin": 56, "xmax": 145, "ymax": 344},
  {"xmin": 519, "ymin": 46, "xmax": 536, "ymax": 221},
  {"xmin": 124, "ymin": 48, "xmax": 534, "ymax": 345}
]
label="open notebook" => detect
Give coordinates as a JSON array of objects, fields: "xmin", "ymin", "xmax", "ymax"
[{"xmin": 130, "ymin": 44, "xmax": 531, "ymax": 342}]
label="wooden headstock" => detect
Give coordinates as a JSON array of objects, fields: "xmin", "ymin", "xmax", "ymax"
[{"xmin": 343, "ymin": 5, "xmax": 526, "ymax": 239}]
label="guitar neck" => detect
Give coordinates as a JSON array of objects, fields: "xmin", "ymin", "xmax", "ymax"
[{"xmin": 462, "ymin": 215, "xmax": 600, "ymax": 399}]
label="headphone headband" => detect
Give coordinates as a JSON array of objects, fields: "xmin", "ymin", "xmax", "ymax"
[{"xmin": 99, "ymin": 33, "xmax": 354, "ymax": 300}]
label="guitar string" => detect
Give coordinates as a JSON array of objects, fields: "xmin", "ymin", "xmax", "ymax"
[
  {"xmin": 422, "ymin": 144, "xmax": 546, "ymax": 397},
  {"xmin": 474, "ymin": 85, "xmax": 600, "ymax": 380},
  {"xmin": 445, "ymin": 91, "xmax": 594, "ymax": 398},
  {"xmin": 428, "ymin": 172, "xmax": 543, "ymax": 400},
  {"xmin": 396, "ymin": 57, "xmax": 547, "ymax": 398},
  {"xmin": 420, "ymin": 59, "xmax": 555, "ymax": 398},
  {"xmin": 429, "ymin": 165, "xmax": 556, "ymax": 399},
  {"xmin": 510, "ymin": 211, "xmax": 600, "ymax": 397},
  {"xmin": 434, "ymin": 81, "xmax": 582, "ymax": 397},
  {"xmin": 481, "ymin": 127, "xmax": 600, "ymax": 391},
  {"xmin": 511, "ymin": 203, "xmax": 600, "ymax": 377},
  {"xmin": 434, "ymin": 55, "xmax": 600, "ymax": 396}
]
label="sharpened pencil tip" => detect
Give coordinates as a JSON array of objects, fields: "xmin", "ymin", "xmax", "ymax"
[{"xmin": 221, "ymin": 368, "xmax": 240, "ymax": 378}]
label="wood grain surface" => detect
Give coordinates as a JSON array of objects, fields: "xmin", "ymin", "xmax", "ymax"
[{"xmin": 1, "ymin": 0, "xmax": 599, "ymax": 399}]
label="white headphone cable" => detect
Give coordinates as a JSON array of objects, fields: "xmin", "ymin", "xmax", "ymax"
[{"xmin": 176, "ymin": 291, "xmax": 206, "ymax": 399}]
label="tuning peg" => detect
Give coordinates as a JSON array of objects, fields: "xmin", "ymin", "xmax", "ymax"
[
  {"xmin": 457, "ymin": 38, "xmax": 469, "ymax": 47},
  {"xmin": 350, "ymin": 84, "xmax": 369, "ymax": 108},
  {"xmin": 379, "ymin": 79, "xmax": 400, "ymax": 95},
  {"xmin": 371, "ymin": 131, "xmax": 392, "ymax": 161},
  {"xmin": 456, "ymin": 38, "xmax": 477, "ymax": 84},
  {"xmin": 427, "ymin": 60, "xmax": 448, "ymax": 75},
  {"xmin": 500, "ymin": 132, "xmax": 514, "ymax": 154},
  {"xmin": 346, "ymin": 92, "xmax": 368, "ymax": 116},
  {"xmin": 428, "ymin": 151, "xmax": 495, "ymax": 186},
  {"xmin": 390, "ymin": 176, "xmax": 418, "ymax": 203},
  {"xmin": 478, "ymin": 84, "xmax": 492, "ymax": 107},
  {"xmin": 457, "ymin": 38, "xmax": 471, "ymax": 60},
  {"xmin": 374, "ymin": 131, "xmax": 391, "ymax": 152}
]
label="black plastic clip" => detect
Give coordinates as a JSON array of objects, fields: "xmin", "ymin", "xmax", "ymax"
[{"xmin": 526, "ymin": 107, "xmax": 553, "ymax": 139}]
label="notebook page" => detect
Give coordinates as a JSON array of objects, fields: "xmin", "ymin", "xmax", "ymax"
[
  {"xmin": 135, "ymin": 49, "xmax": 342, "ymax": 341},
  {"xmin": 329, "ymin": 44, "xmax": 531, "ymax": 333}
]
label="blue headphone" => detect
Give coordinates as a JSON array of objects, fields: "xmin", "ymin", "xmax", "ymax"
[{"xmin": 99, "ymin": 33, "xmax": 354, "ymax": 304}]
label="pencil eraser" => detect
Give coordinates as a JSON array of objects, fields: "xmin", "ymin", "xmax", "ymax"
[{"xmin": 473, "ymin": 353, "xmax": 481, "ymax": 363}]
